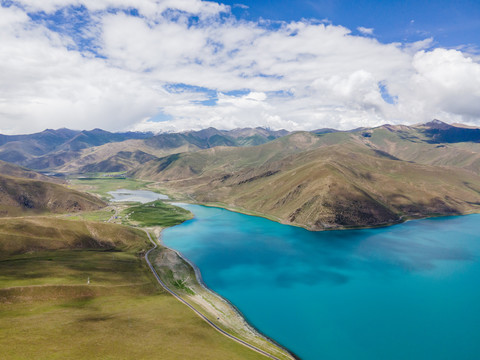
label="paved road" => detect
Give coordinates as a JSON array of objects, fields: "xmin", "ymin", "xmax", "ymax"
[{"xmin": 142, "ymin": 229, "xmax": 291, "ymax": 360}]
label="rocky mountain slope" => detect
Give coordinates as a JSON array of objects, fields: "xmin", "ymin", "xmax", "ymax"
[
  {"xmin": 132, "ymin": 129, "xmax": 480, "ymax": 230},
  {"xmin": 354, "ymin": 121, "xmax": 480, "ymax": 174}
]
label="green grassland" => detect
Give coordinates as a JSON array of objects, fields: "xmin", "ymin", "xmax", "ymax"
[
  {"xmin": 121, "ymin": 200, "xmax": 193, "ymax": 227},
  {"xmin": 61, "ymin": 209, "xmax": 114, "ymax": 222},
  {"xmin": 1, "ymin": 295, "xmax": 267, "ymax": 360},
  {"xmin": 69, "ymin": 175, "xmax": 153, "ymax": 199},
  {"xmin": 0, "ymin": 217, "xmax": 267, "ymax": 360}
]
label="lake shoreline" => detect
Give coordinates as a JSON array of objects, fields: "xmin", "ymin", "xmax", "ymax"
[
  {"xmin": 157, "ymin": 230, "xmax": 300, "ymax": 360},
  {"xmin": 104, "ymin": 188, "xmax": 298, "ymax": 360},
  {"xmin": 108, "ymin": 188, "xmax": 480, "ymax": 360},
  {"xmin": 153, "ymin": 229, "xmax": 299, "ymax": 360},
  {"xmin": 169, "ymin": 199, "xmax": 480, "ymax": 232},
  {"xmin": 162, "ymin": 203, "xmax": 480, "ymax": 360}
]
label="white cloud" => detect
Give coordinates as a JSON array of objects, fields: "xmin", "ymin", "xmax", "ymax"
[
  {"xmin": 402, "ymin": 37, "xmax": 434, "ymax": 54},
  {"xmin": 0, "ymin": 1, "xmax": 479, "ymax": 134},
  {"xmin": 233, "ymin": 4, "xmax": 249, "ymax": 10},
  {"xmin": 408, "ymin": 49, "xmax": 480, "ymax": 120},
  {"xmin": 0, "ymin": 5, "xmax": 162, "ymax": 133},
  {"xmin": 357, "ymin": 26, "xmax": 374, "ymax": 35}
]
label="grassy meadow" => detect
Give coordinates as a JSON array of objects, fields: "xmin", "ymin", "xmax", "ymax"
[
  {"xmin": 61, "ymin": 209, "xmax": 115, "ymax": 222},
  {"xmin": 121, "ymin": 200, "xmax": 193, "ymax": 227},
  {"xmin": 68, "ymin": 174, "xmax": 153, "ymax": 199},
  {"xmin": 0, "ymin": 217, "xmax": 267, "ymax": 360}
]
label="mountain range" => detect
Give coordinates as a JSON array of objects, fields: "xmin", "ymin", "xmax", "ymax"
[
  {"xmin": 2, "ymin": 120, "xmax": 480, "ymax": 229},
  {"xmin": 0, "ymin": 127, "xmax": 287, "ymax": 172},
  {"xmin": 131, "ymin": 125, "xmax": 480, "ymax": 229}
]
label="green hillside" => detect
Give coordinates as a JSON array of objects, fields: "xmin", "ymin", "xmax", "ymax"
[
  {"xmin": 121, "ymin": 200, "xmax": 193, "ymax": 227},
  {"xmin": 0, "ymin": 217, "xmax": 266, "ymax": 360}
]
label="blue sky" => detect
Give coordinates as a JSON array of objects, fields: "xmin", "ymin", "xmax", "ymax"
[
  {"xmin": 225, "ymin": 0, "xmax": 480, "ymax": 47},
  {"xmin": 0, "ymin": 0, "xmax": 479, "ymax": 134}
]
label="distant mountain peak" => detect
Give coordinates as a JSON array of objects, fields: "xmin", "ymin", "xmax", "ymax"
[{"xmin": 423, "ymin": 119, "xmax": 452, "ymax": 130}]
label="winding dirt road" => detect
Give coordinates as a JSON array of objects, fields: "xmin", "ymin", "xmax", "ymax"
[{"xmin": 142, "ymin": 229, "xmax": 291, "ymax": 360}]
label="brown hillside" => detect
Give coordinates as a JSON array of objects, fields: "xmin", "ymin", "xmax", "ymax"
[
  {"xmin": 0, "ymin": 174, "xmax": 105, "ymax": 217},
  {"xmin": 133, "ymin": 135, "xmax": 480, "ymax": 230},
  {"xmin": 0, "ymin": 160, "xmax": 64, "ymax": 183},
  {"xmin": 354, "ymin": 124, "xmax": 480, "ymax": 174}
]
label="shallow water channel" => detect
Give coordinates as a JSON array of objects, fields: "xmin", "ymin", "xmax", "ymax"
[{"xmin": 107, "ymin": 189, "xmax": 168, "ymax": 203}]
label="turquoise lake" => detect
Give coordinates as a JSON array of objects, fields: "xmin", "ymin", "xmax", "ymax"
[{"xmin": 162, "ymin": 205, "xmax": 480, "ymax": 360}]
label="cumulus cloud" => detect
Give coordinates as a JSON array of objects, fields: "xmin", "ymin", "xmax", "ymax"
[
  {"xmin": 0, "ymin": 0, "xmax": 479, "ymax": 134},
  {"xmin": 408, "ymin": 49, "xmax": 480, "ymax": 120}
]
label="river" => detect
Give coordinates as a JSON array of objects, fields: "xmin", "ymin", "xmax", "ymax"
[{"xmin": 163, "ymin": 204, "xmax": 480, "ymax": 360}]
